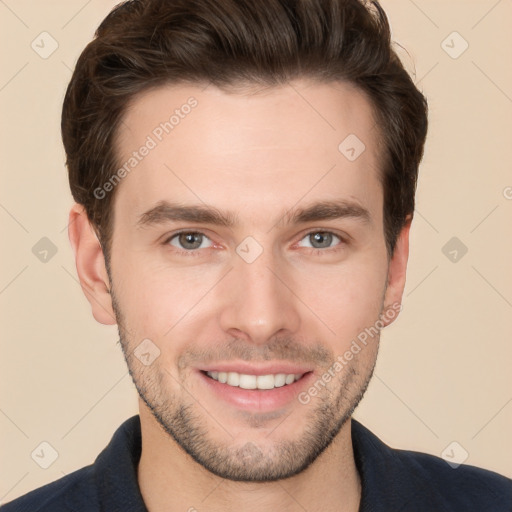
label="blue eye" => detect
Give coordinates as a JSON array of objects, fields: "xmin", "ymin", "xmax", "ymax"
[
  {"xmin": 168, "ymin": 232, "xmax": 213, "ymax": 251},
  {"xmin": 298, "ymin": 231, "xmax": 342, "ymax": 249}
]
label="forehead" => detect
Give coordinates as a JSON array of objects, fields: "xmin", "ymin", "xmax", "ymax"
[{"xmin": 113, "ymin": 79, "xmax": 383, "ymax": 227}]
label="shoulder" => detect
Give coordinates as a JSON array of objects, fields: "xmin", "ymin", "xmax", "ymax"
[
  {"xmin": 351, "ymin": 419, "xmax": 512, "ymax": 511},
  {"xmin": 392, "ymin": 445, "xmax": 512, "ymax": 508},
  {"xmin": 1, "ymin": 416, "xmax": 143, "ymax": 512},
  {"xmin": 0, "ymin": 465, "xmax": 98, "ymax": 512}
]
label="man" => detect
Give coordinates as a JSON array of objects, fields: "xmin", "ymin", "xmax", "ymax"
[{"xmin": 2, "ymin": 0, "xmax": 511, "ymax": 511}]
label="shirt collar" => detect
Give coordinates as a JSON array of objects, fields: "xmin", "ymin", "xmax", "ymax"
[{"xmin": 92, "ymin": 415, "xmax": 148, "ymax": 512}]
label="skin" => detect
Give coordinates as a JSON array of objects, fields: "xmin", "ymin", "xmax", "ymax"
[{"xmin": 69, "ymin": 79, "xmax": 410, "ymax": 512}]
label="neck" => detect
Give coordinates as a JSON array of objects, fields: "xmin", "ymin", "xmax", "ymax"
[{"xmin": 137, "ymin": 405, "xmax": 361, "ymax": 512}]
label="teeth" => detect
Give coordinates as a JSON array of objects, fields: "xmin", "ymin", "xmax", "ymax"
[
  {"xmin": 227, "ymin": 372, "xmax": 239, "ymax": 386},
  {"xmin": 274, "ymin": 373, "xmax": 286, "ymax": 387},
  {"xmin": 257, "ymin": 374, "xmax": 275, "ymax": 390},
  {"xmin": 206, "ymin": 371, "xmax": 304, "ymax": 390},
  {"xmin": 239, "ymin": 374, "xmax": 257, "ymax": 389}
]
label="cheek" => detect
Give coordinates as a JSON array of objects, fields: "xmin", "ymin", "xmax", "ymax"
[
  {"xmin": 294, "ymin": 258, "xmax": 387, "ymax": 342},
  {"xmin": 114, "ymin": 262, "xmax": 223, "ymax": 338}
]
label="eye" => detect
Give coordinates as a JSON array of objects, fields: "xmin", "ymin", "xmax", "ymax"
[
  {"xmin": 167, "ymin": 231, "xmax": 213, "ymax": 251},
  {"xmin": 298, "ymin": 231, "xmax": 342, "ymax": 250}
]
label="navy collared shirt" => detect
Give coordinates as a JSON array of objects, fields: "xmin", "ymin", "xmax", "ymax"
[{"xmin": 2, "ymin": 415, "xmax": 511, "ymax": 511}]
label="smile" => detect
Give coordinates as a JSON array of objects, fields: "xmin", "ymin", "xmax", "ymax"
[{"xmin": 205, "ymin": 371, "xmax": 304, "ymax": 390}]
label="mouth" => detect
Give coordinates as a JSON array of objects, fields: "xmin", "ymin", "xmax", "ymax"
[
  {"xmin": 202, "ymin": 370, "xmax": 305, "ymax": 390},
  {"xmin": 196, "ymin": 365, "xmax": 315, "ymax": 412}
]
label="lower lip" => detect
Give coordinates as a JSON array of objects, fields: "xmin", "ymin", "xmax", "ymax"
[{"xmin": 197, "ymin": 371, "xmax": 315, "ymax": 412}]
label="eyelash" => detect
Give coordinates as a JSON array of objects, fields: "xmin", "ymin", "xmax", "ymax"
[{"xmin": 162, "ymin": 229, "xmax": 347, "ymax": 257}]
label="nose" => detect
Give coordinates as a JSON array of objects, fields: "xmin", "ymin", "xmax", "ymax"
[{"xmin": 217, "ymin": 248, "xmax": 301, "ymax": 345}]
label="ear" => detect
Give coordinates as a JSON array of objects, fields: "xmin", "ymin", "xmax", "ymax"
[
  {"xmin": 381, "ymin": 215, "xmax": 412, "ymax": 327},
  {"xmin": 68, "ymin": 203, "xmax": 117, "ymax": 325}
]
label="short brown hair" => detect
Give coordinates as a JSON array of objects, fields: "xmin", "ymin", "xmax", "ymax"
[{"xmin": 62, "ymin": 0, "xmax": 428, "ymax": 261}]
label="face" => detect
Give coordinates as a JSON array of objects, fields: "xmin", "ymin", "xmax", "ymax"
[{"xmin": 78, "ymin": 79, "xmax": 409, "ymax": 482}]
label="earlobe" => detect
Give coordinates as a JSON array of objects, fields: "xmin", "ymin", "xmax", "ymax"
[
  {"xmin": 68, "ymin": 204, "xmax": 117, "ymax": 326},
  {"xmin": 382, "ymin": 215, "xmax": 412, "ymax": 327}
]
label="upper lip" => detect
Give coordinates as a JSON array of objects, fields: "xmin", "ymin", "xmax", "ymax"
[{"xmin": 198, "ymin": 361, "xmax": 313, "ymax": 376}]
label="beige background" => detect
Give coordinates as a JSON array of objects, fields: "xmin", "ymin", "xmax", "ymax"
[{"xmin": 1, "ymin": 0, "xmax": 511, "ymax": 504}]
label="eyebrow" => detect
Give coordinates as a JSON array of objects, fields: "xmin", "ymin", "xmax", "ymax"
[
  {"xmin": 137, "ymin": 201, "xmax": 237, "ymax": 228},
  {"xmin": 136, "ymin": 199, "xmax": 371, "ymax": 229},
  {"xmin": 280, "ymin": 200, "xmax": 371, "ymax": 227}
]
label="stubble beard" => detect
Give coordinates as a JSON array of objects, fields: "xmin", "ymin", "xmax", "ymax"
[{"xmin": 110, "ymin": 286, "xmax": 379, "ymax": 482}]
